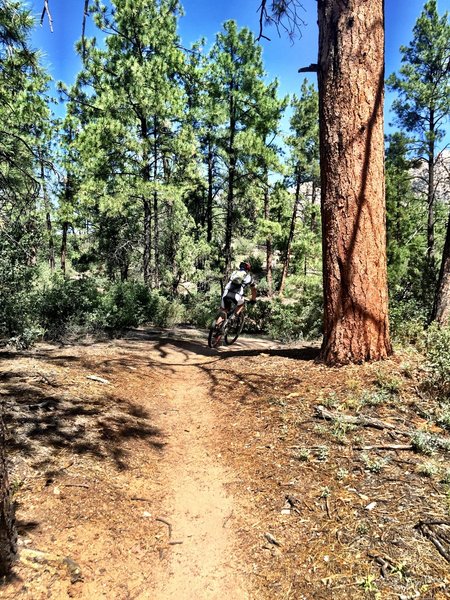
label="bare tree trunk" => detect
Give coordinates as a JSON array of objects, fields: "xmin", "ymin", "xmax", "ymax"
[
  {"xmin": 207, "ymin": 138, "xmax": 214, "ymax": 244},
  {"xmin": 0, "ymin": 415, "xmax": 16, "ymax": 576},
  {"xmin": 140, "ymin": 117, "xmax": 152, "ymax": 286},
  {"xmin": 40, "ymin": 159, "xmax": 55, "ymax": 270},
  {"xmin": 153, "ymin": 116, "xmax": 160, "ymax": 288},
  {"xmin": 432, "ymin": 211, "xmax": 450, "ymax": 325},
  {"xmin": 46, "ymin": 212, "xmax": 55, "ymax": 271},
  {"xmin": 264, "ymin": 176, "xmax": 273, "ymax": 296},
  {"xmin": 318, "ymin": 0, "xmax": 392, "ymax": 364},
  {"xmin": 60, "ymin": 220, "xmax": 68, "ymax": 276},
  {"xmin": 279, "ymin": 173, "xmax": 301, "ymax": 297},
  {"xmin": 143, "ymin": 199, "xmax": 151, "ymax": 285},
  {"xmin": 427, "ymin": 109, "xmax": 436, "ymax": 267}
]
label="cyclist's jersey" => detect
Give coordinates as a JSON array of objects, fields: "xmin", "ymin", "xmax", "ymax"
[{"xmin": 223, "ymin": 270, "xmax": 253, "ymax": 298}]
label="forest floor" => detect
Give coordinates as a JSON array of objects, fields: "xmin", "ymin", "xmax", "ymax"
[{"xmin": 0, "ymin": 327, "xmax": 449, "ymax": 599}]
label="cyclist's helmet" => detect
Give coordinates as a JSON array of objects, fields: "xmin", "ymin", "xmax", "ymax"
[{"xmin": 239, "ymin": 261, "xmax": 251, "ymax": 272}]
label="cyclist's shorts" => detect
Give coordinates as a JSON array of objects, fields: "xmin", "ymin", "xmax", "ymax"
[{"xmin": 221, "ymin": 292, "xmax": 244, "ymax": 310}]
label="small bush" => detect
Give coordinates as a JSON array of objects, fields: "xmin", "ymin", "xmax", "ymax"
[
  {"xmin": 39, "ymin": 275, "xmax": 101, "ymax": 338},
  {"xmin": 185, "ymin": 293, "xmax": 220, "ymax": 328},
  {"xmin": 389, "ymin": 299, "xmax": 427, "ymax": 346},
  {"xmin": 92, "ymin": 281, "xmax": 154, "ymax": 330},
  {"xmin": 267, "ymin": 292, "xmax": 323, "ymax": 342},
  {"xmin": 424, "ymin": 324, "xmax": 450, "ymax": 398}
]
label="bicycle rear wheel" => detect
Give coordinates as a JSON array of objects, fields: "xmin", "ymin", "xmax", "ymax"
[{"xmin": 225, "ymin": 315, "xmax": 244, "ymax": 345}]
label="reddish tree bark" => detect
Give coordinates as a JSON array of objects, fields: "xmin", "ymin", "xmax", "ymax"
[
  {"xmin": 318, "ymin": 0, "xmax": 392, "ymax": 364},
  {"xmin": 432, "ymin": 212, "xmax": 450, "ymax": 325}
]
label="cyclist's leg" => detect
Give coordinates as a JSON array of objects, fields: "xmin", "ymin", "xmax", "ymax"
[
  {"xmin": 234, "ymin": 294, "xmax": 245, "ymax": 316},
  {"xmin": 216, "ymin": 296, "xmax": 230, "ymax": 327}
]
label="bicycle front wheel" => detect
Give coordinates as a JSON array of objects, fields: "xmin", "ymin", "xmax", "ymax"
[{"xmin": 208, "ymin": 321, "xmax": 223, "ymax": 348}]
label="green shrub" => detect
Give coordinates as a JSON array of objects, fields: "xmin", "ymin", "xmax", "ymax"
[
  {"xmin": 424, "ymin": 324, "xmax": 450, "ymax": 398},
  {"xmin": 153, "ymin": 296, "xmax": 186, "ymax": 327},
  {"xmin": 389, "ymin": 299, "xmax": 427, "ymax": 346},
  {"xmin": 185, "ymin": 294, "xmax": 219, "ymax": 328},
  {"xmin": 267, "ymin": 291, "xmax": 323, "ymax": 342},
  {"xmin": 39, "ymin": 275, "xmax": 101, "ymax": 338},
  {"xmin": 92, "ymin": 281, "xmax": 155, "ymax": 330}
]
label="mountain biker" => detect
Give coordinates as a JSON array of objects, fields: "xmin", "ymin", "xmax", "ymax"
[{"xmin": 216, "ymin": 261, "xmax": 256, "ymax": 327}]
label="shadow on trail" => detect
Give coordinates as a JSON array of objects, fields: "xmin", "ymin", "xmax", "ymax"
[
  {"xmin": 1, "ymin": 368, "xmax": 165, "ymax": 473},
  {"xmin": 127, "ymin": 328, "xmax": 320, "ymax": 364},
  {"xmin": 1, "ymin": 330, "xmax": 319, "ymax": 473},
  {"xmin": 217, "ymin": 346, "xmax": 320, "ymax": 361}
]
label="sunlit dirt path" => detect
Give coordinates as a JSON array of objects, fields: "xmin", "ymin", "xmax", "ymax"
[
  {"xmin": 1, "ymin": 329, "xmax": 275, "ymax": 599},
  {"xmin": 149, "ymin": 362, "xmax": 248, "ymax": 599}
]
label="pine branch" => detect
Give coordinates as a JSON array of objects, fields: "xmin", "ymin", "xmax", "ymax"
[{"xmin": 40, "ymin": 0, "xmax": 54, "ymax": 32}]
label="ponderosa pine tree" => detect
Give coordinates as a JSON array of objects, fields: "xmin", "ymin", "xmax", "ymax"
[
  {"xmin": 432, "ymin": 211, "xmax": 450, "ymax": 325},
  {"xmin": 387, "ymin": 0, "xmax": 450, "ymax": 279},
  {"xmin": 317, "ymin": 0, "xmax": 391, "ymax": 364},
  {"xmin": 279, "ymin": 80, "xmax": 319, "ymax": 297},
  {"xmin": 0, "ymin": 0, "xmax": 53, "ymax": 570},
  {"xmin": 208, "ymin": 21, "xmax": 283, "ymax": 276},
  {"xmin": 73, "ymin": 0, "xmax": 190, "ymax": 287}
]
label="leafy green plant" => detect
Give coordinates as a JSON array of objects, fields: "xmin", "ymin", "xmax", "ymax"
[
  {"xmin": 336, "ymin": 468, "xmax": 349, "ymax": 481},
  {"xmin": 417, "ymin": 461, "xmax": 439, "ymax": 478},
  {"xmin": 411, "ymin": 432, "xmax": 437, "ymax": 455},
  {"xmin": 315, "ymin": 446, "xmax": 329, "ymax": 461},
  {"xmin": 361, "ymin": 453, "xmax": 390, "ymax": 473},
  {"xmin": 374, "ymin": 370, "xmax": 402, "ymax": 395},
  {"xmin": 359, "ymin": 389, "xmax": 391, "ymax": 407},
  {"xmin": 295, "ymin": 448, "xmax": 310, "ymax": 462}
]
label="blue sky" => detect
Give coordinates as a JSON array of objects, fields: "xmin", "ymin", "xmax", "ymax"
[{"xmin": 28, "ymin": 0, "xmax": 450, "ymax": 137}]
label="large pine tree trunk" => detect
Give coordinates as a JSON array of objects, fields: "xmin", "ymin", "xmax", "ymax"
[
  {"xmin": 432, "ymin": 211, "xmax": 450, "ymax": 325},
  {"xmin": 318, "ymin": 0, "xmax": 392, "ymax": 364}
]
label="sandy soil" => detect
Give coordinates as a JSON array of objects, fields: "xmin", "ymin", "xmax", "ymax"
[{"xmin": 0, "ymin": 328, "xmax": 449, "ymax": 599}]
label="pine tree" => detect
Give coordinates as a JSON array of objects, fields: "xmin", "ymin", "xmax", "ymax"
[
  {"xmin": 280, "ymin": 80, "xmax": 319, "ymax": 296},
  {"xmin": 0, "ymin": 0, "xmax": 53, "ymax": 570},
  {"xmin": 387, "ymin": 0, "xmax": 450, "ymax": 278},
  {"xmin": 318, "ymin": 0, "xmax": 391, "ymax": 364},
  {"xmin": 73, "ymin": 0, "xmax": 190, "ymax": 287},
  {"xmin": 208, "ymin": 21, "xmax": 283, "ymax": 275}
]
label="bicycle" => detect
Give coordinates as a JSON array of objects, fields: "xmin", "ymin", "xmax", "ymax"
[{"xmin": 207, "ymin": 299, "xmax": 247, "ymax": 348}]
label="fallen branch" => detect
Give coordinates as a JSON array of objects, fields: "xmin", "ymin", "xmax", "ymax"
[
  {"xmin": 415, "ymin": 521, "xmax": 450, "ymax": 563},
  {"xmin": 62, "ymin": 483, "xmax": 89, "ymax": 489},
  {"xmin": 368, "ymin": 552, "xmax": 398, "ymax": 578},
  {"xmin": 315, "ymin": 405, "xmax": 402, "ymax": 431},
  {"xmin": 222, "ymin": 510, "xmax": 234, "ymax": 528},
  {"xmin": 355, "ymin": 444, "xmax": 414, "ymax": 451},
  {"xmin": 264, "ymin": 532, "xmax": 281, "ymax": 547},
  {"xmin": 156, "ymin": 517, "xmax": 174, "ymax": 541}
]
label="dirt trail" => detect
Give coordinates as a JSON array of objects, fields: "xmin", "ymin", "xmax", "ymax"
[
  {"xmin": 1, "ymin": 330, "xmax": 272, "ymax": 599},
  {"xmin": 151, "ymin": 365, "xmax": 248, "ymax": 599}
]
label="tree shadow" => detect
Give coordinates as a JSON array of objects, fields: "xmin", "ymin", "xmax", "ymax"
[{"xmin": 2, "ymin": 369, "xmax": 165, "ymax": 472}]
